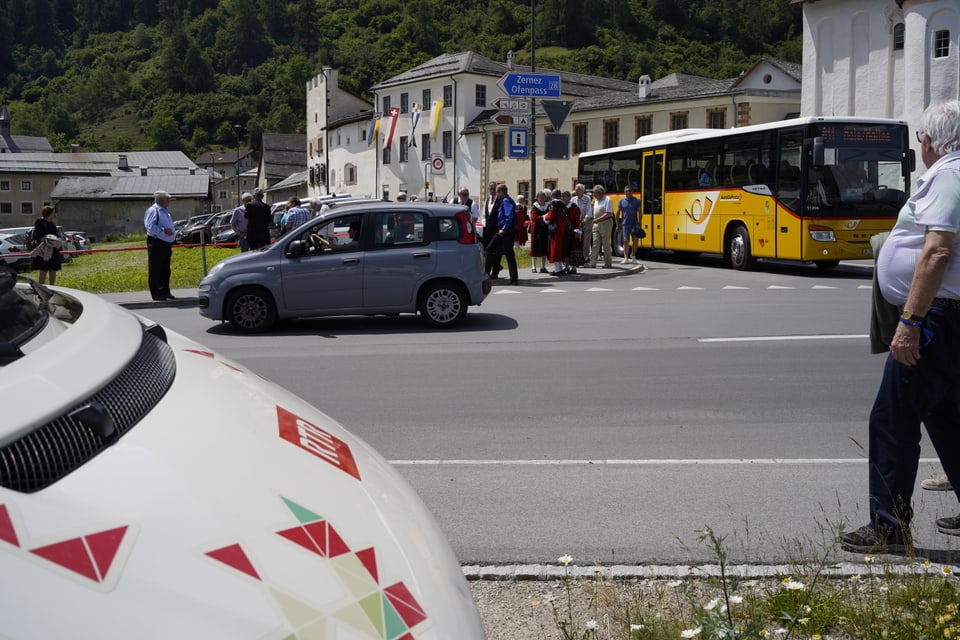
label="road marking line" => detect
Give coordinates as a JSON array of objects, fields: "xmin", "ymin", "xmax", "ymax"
[
  {"xmin": 539, "ymin": 288, "xmax": 566, "ymax": 293},
  {"xmin": 392, "ymin": 457, "xmax": 941, "ymax": 465},
  {"xmin": 698, "ymin": 334, "xmax": 867, "ymax": 342},
  {"xmin": 768, "ymin": 285, "xmax": 794, "ymax": 289},
  {"xmin": 677, "ymin": 286, "xmax": 704, "ymax": 290},
  {"xmin": 812, "ymin": 285, "xmax": 839, "ymax": 289},
  {"xmin": 722, "ymin": 286, "xmax": 749, "ymax": 290},
  {"xmin": 493, "ymin": 289, "xmax": 521, "ymax": 294},
  {"xmin": 586, "ymin": 287, "xmax": 614, "ymax": 291},
  {"xmin": 632, "ymin": 286, "xmax": 659, "ymax": 290}
]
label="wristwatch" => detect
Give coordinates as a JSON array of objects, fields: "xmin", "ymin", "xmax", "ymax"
[{"xmin": 901, "ymin": 310, "xmax": 924, "ymax": 322}]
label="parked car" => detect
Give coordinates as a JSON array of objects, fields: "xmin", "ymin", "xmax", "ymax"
[
  {"xmin": 55, "ymin": 226, "xmax": 76, "ymax": 262},
  {"xmin": 212, "ymin": 228, "xmax": 238, "ymax": 245},
  {"xmin": 0, "ymin": 232, "xmax": 31, "ymax": 271},
  {"xmin": 0, "ymin": 271, "xmax": 486, "ymax": 638},
  {"xmin": 175, "ymin": 213, "xmax": 218, "ymax": 244},
  {"xmin": 199, "ymin": 202, "xmax": 491, "ymax": 332},
  {"xmin": 66, "ymin": 230, "xmax": 92, "ymax": 254}
]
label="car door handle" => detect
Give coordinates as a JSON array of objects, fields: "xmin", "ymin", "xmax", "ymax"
[
  {"xmin": 342, "ymin": 258, "xmax": 360, "ymax": 265},
  {"xmin": 412, "ymin": 252, "xmax": 431, "ymax": 259}
]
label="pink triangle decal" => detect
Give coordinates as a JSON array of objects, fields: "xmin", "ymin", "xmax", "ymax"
[
  {"xmin": 31, "ymin": 537, "xmax": 99, "ymax": 582},
  {"xmin": 184, "ymin": 349, "xmax": 216, "ymax": 358},
  {"xmin": 205, "ymin": 543, "xmax": 261, "ymax": 581},
  {"xmin": 0, "ymin": 504, "xmax": 20, "ymax": 547},
  {"xmin": 356, "ymin": 547, "xmax": 379, "ymax": 583},
  {"xmin": 384, "ymin": 582, "xmax": 428, "ymax": 628},
  {"xmin": 85, "ymin": 526, "xmax": 128, "ymax": 579}
]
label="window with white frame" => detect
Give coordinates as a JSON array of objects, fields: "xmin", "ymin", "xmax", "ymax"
[
  {"xmin": 345, "ymin": 164, "xmax": 357, "ymax": 185},
  {"xmin": 443, "ymin": 85, "xmax": 453, "ymax": 106},
  {"xmin": 893, "ymin": 23, "xmax": 905, "ymax": 51},
  {"xmin": 0, "ymin": 202, "xmax": 11, "ymax": 214},
  {"xmin": 399, "ymin": 137, "xmax": 409, "ymax": 162},
  {"xmin": 422, "ymin": 88, "xmax": 431, "ymax": 110},
  {"xmin": 20, "ymin": 180, "xmax": 32, "ymax": 192},
  {"xmin": 400, "ymin": 92, "xmax": 409, "ymax": 114},
  {"xmin": 21, "ymin": 202, "xmax": 33, "ymax": 215},
  {"xmin": 934, "ymin": 30, "xmax": 950, "ymax": 58},
  {"xmin": 443, "ymin": 131, "xmax": 453, "ymax": 158},
  {"xmin": 0, "ymin": 180, "xmax": 9, "ymax": 192},
  {"xmin": 475, "ymin": 84, "xmax": 486, "ymax": 107},
  {"xmin": 421, "ymin": 134, "xmax": 430, "ymax": 161}
]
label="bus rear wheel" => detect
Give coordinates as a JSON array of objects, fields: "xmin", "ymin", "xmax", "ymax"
[{"xmin": 728, "ymin": 225, "xmax": 755, "ymax": 271}]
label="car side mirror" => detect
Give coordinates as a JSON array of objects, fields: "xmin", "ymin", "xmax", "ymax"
[{"xmin": 287, "ymin": 240, "xmax": 304, "ymax": 258}]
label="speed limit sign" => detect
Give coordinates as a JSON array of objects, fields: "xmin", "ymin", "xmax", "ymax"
[{"xmin": 430, "ymin": 154, "xmax": 445, "ymax": 174}]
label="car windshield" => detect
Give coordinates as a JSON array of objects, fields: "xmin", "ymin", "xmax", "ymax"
[{"xmin": 0, "ymin": 274, "xmax": 49, "ymax": 359}]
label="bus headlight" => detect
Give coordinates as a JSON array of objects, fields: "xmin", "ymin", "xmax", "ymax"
[{"xmin": 808, "ymin": 225, "xmax": 836, "ymax": 242}]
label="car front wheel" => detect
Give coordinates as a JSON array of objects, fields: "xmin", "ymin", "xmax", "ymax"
[
  {"xmin": 418, "ymin": 282, "xmax": 468, "ymax": 328},
  {"xmin": 226, "ymin": 286, "xmax": 277, "ymax": 333}
]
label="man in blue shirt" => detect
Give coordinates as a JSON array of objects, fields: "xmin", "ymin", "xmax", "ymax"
[
  {"xmin": 143, "ymin": 190, "xmax": 176, "ymax": 300},
  {"xmin": 617, "ymin": 186, "xmax": 642, "ymax": 265},
  {"xmin": 486, "ymin": 184, "xmax": 519, "ymax": 285},
  {"xmin": 280, "ymin": 197, "xmax": 310, "ymax": 235}
]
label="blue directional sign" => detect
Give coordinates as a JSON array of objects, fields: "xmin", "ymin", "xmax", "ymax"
[
  {"xmin": 498, "ymin": 73, "xmax": 562, "ymax": 99},
  {"xmin": 508, "ymin": 127, "xmax": 528, "ymax": 159}
]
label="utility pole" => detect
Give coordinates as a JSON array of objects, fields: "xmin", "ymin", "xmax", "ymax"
[
  {"xmin": 530, "ymin": 0, "xmax": 536, "ymax": 200},
  {"xmin": 233, "ymin": 124, "xmax": 242, "ymax": 208}
]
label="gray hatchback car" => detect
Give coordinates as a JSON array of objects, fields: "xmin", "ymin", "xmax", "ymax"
[{"xmin": 198, "ymin": 202, "xmax": 491, "ymax": 332}]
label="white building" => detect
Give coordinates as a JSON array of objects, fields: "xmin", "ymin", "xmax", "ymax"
[
  {"xmin": 796, "ymin": 0, "xmax": 960, "ymax": 177},
  {"xmin": 306, "ymin": 52, "xmax": 801, "ymax": 203}
]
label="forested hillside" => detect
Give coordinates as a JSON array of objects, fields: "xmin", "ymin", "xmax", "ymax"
[{"xmin": 0, "ymin": 0, "xmax": 802, "ymax": 155}]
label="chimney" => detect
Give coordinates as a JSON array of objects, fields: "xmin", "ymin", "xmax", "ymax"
[
  {"xmin": 140, "ymin": 167, "xmax": 147, "ymax": 176},
  {"xmin": 118, "ymin": 155, "xmax": 129, "ymax": 170},
  {"xmin": 70, "ymin": 144, "xmax": 79, "ymax": 153},
  {"xmin": 638, "ymin": 75, "xmax": 652, "ymax": 100},
  {"xmin": 507, "ymin": 50, "xmax": 514, "ymax": 70}
]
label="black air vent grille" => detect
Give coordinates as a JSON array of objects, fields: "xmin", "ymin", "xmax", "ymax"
[{"xmin": 0, "ymin": 330, "xmax": 176, "ymax": 493}]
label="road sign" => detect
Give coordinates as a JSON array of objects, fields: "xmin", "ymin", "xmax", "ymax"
[
  {"xmin": 489, "ymin": 97, "xmax": 531, "ymax": 113},
  {"xmin": 430, "ymin": 154, "xmax": 445, "ymax": 174},
  {"xmin": 497, "ymin": 73, "xmax": 562, "ymax": 99},
  {"xmin": 494, "ymin": 114, "xmax": 529, "ymax": 126},
  {"xmin": 509, "ymin": 127, "xmax": 528, "ymax": 159},
  {"xmin": 541, "ymin": 100, "xmax": 574, "ymax": 132}
]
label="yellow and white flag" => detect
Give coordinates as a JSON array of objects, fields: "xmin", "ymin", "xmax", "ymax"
[{"xmin": 431, "ymin": 99, "xmax": 443, "ymax": 140}]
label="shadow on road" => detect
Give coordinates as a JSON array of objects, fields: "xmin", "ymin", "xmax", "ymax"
[{"xmin": 204, "ymin": 312, "xmax": 518, "ymax": 337}]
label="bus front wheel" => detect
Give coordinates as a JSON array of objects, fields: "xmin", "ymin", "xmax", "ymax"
[
  {"xmin": 815, "ymin": 260, "xmax": 839, "ymax": 271},
  {"xmin": 728, "ymin": 225, "xmax": 755, "ymax": 271}
]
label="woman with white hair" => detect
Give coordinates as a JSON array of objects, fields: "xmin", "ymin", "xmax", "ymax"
[{"xmin": 528, "ymin": 189, "xmax": 551, "ymax": 273}]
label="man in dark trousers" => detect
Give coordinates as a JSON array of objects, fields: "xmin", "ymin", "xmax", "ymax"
[
  {"xmin": 481, "ymin": 182, "xmax": 502, "ymax": 277},
  {"xmin": 244, "ymin": 188, "xmax": 272, "ymax": 250},
  {"xmin": 485, "ymin": 184, "xmax": 518, "ymax": 285},
  {"xmin": 143, "ymin": 190, "xmax": 176, "ymax": 300}
]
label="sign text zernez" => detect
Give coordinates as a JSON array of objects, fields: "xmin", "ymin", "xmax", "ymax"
[{"xmin": 498, "ymin": 73, "xmax": 562, "ymax": 99}]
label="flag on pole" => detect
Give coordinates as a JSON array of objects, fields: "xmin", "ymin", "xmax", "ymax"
[
  {"xmin": 366, "ymin": 111, "xmax": 381, "ymax": 146},
  {"xmin": 384, "ymin": 107, "xmax": 401, "ymax": 150},
  {"xmin": 431, "ymin": 99, "xmax": 443, "ymax": 140},
  {"xmin": 408, "ymin": 104, "xmax": 422, "ymax": 147}
]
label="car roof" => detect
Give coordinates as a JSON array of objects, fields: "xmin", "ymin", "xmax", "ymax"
[{"xmin": 320, "ymin": 201, "xmax": 469, "ymax": 216}]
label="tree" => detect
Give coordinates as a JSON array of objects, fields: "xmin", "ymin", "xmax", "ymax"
[{"xmin": 149, "ymin": 114, "xmax": 183, "ymax": 150}]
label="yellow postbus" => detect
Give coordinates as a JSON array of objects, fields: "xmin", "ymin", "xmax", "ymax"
[{"xmin": 577, "ymin": 117, "xmax": 914, "ymax": 270}]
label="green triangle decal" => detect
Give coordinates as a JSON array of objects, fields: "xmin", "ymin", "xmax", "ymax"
[
  {"xmin": 271, "ymin": 587, "xmax": 325, "ymax": 628},
  {"xmin": 382, "ymin": 593, "xmax": 410, "ymax": 639},
  {"xmin": 281, "ymin": 496, "xmax": 325, "ymax": 524},
  {"xmin": 358, "ymin": 591, "xmax": 385, "ymax": 636}
]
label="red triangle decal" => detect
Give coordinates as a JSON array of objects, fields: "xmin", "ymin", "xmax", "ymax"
[
  {"xmin": 303, "ymin": 521, "xmax": 329, "ymax": 555},
  {"xmin": 0, "ymin": 504, "xmax": 20, "ymax": 547},
  {"xmin": 85, "ymin": 526, "xmax": 128, "ymax": 580},
  {"xmin": 31, "ymin": 537, "xmax": 99, "ymax": 582},
  {"xmin": 384, "ymin": 582, "xmax": 428, "ymax": 627},
  {"xmin": 395, "ymin": 634, "xmax": 415, "ymax": 640},
  {"xmin": 205, "ymin": 543, "xmax": 261, "ymax": 581},
  {"xmin": 184, "ymin": 349, "xmax": 216, "ymax": 358},
  {"xmin": 277, "ymin": 526, "xmax": 324, "ymax": 557},
  {"xmin": 356, "ymin": 547, "xmax": 379, "ymax": 583},
  {"xmin": 325, "ymin": 522, "xmax": 351, "ymax": 558}
]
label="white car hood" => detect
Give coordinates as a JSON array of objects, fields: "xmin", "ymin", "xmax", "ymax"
[{"xmin": 0, "ymin": 288, "xmax": 483, "ymax": 639}]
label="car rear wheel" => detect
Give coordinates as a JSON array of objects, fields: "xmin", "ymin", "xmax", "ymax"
[
  {"xmin": 226, "ymin": 286, "xmax": 277, "ymax": 333},
  {"xmin": 418, "ymin": 282, "xmax": 468, "ymax": 328}
]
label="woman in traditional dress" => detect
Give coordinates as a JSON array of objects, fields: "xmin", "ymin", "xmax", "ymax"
[
  {"xmin": 544, "ymin": 189, "xmax": 568, "ymax": 275},
  {"xmin": 528, "ymin": 189, "xmax": 550, "ymax": 273}
]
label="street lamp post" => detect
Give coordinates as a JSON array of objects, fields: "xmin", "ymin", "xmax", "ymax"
[{"xmin": 233, "ymin": 124, "xmax": 242, "ymax": 208}]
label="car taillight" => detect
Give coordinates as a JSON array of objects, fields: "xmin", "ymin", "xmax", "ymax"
[{"xmin": 455, "ymin": 211, "xmax": 476, "ymax": 244}]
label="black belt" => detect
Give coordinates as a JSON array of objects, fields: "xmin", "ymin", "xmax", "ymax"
[{"xmin": 932, "ymin": 297, "xmax": 960, "ymax": 310}]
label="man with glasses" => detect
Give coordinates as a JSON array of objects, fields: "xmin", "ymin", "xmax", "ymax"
[{"xmin": 842, "ymin": 101, "xmax": 960, "ymax": 553}]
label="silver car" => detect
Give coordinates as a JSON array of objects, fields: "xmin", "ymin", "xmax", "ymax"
[{"xmin": 199, "ymin": 202, "xmax": 491, "ymax": 332}]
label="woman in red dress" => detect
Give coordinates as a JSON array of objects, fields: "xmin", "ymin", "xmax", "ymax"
[
  {"xmin": 544, "ymin": 189, "xmax": 568, "ymax": 275},
  {"xmin": 528, "ymin": 190, "xmax": 550, "ymax": 273},
  {"xmin": 562, "ymin": 189, "xmax": 582, "ymax": 274}
]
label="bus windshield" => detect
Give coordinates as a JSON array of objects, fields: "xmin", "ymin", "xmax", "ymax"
[{"xmin": 804, "ymin": 123, "xmax": 908, "ymax": 218}]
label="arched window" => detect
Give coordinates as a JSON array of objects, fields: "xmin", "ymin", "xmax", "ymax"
[{"xmin": 893, "ymin": 23, "xmax": 905, "ymax": 51}]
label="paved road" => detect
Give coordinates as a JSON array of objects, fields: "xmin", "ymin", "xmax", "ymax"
[{"xmin": 130, "ymin": 256, "xmax": 960, "ymax": 567}]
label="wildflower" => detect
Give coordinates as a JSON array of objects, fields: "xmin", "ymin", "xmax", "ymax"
[
  {"xmin": 803, "ymin": 605, "xmax": 812, "ymax": 614},
  {"xmin": 667, "ymin": 580, "xmax": 683, "ymax": 588},
  {"xmin": 880, "ymin": 583, "xmax": 890, "ymax": 592},
  {"xmin": 704, "ymin": 598, "xmax": 720, "ymax": 611},
  {"xmin": 774, "ymin": 629, "xmax": 787, "ymax": 636},
  {"xmin": 864, "ymin": 554, "xmax": 875, "ymax": 563},
  {"xmin": 729, "ymin": 595, "xmax": 743, "ymax": 604},
  {"xmin": 850, "ymin": 574, "xmax": 861, "ymax": 582},
  {"xmin": 558, "ymin": 555, "xmax": 573, "ymax": 565},
  {"xmin": 630, "ymin": 624, "xmax": 646, "ymax": 631},
  {"xmin": 812, "ymin": 635, "xmax": 822, "ymax": 639},
  {"xmin": 680, "ymin": 627, "xmax": 702, "ymax": 638},
  {"xmin": 783, "ymin": 579, "xmax": 806, "ymax": 591},
  {"xmin": 944, "ymin": 566, "xmax": 953, "ymax": 575},
  {"xmin": 586, "ymin": 620, "xmax": 598, "ymax": 630},
  {"xmin": 939, "ymin": 613, "xmax": 954, "ymax": 625},
  {"xmin": 758, "ymin": 631, "xmax": 768, "ymax": 638},
  {"xmin": 798, "ymin": 617, "xmax": 809, "ymax": 625}
]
